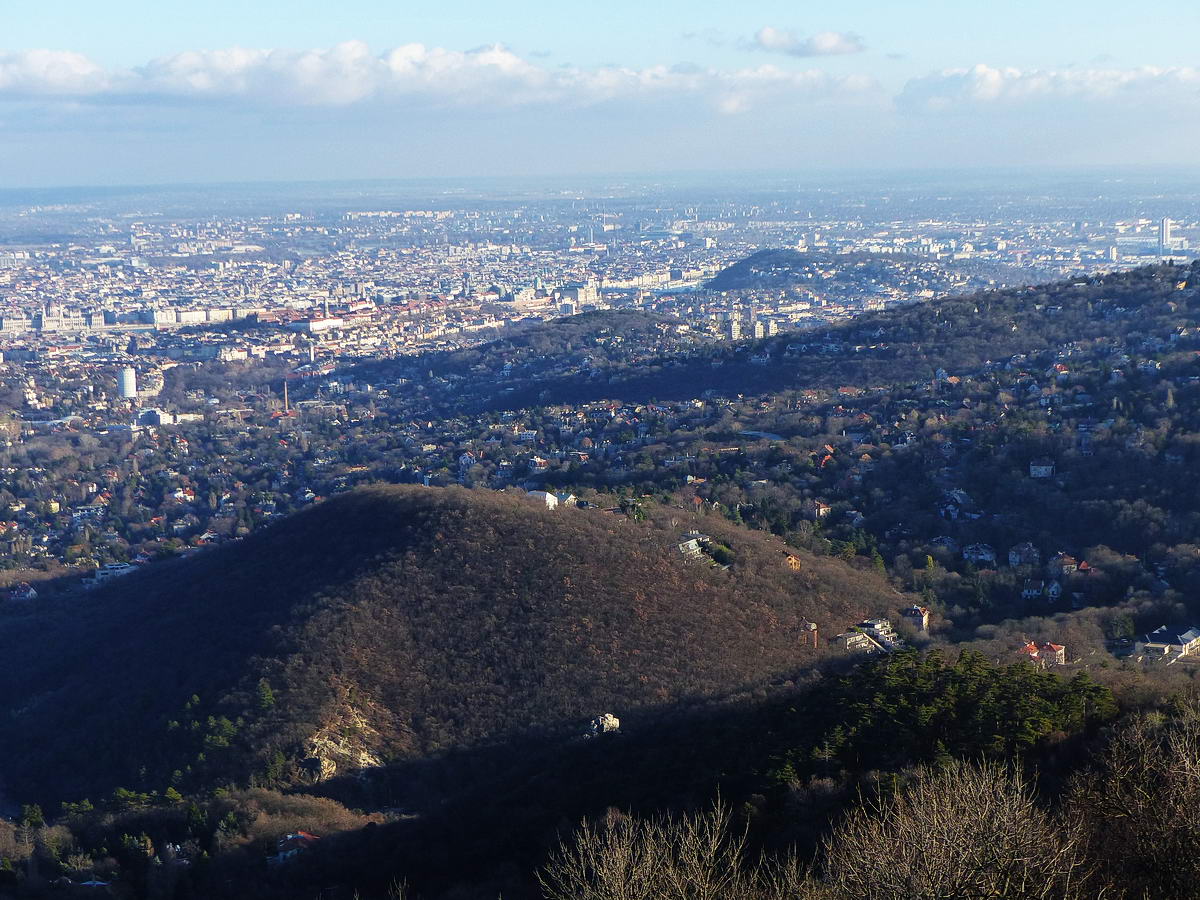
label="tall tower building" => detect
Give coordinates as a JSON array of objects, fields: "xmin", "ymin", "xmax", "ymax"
[
  {"xmin": 1159, "ymin": 217, "xmax": 1173, "ymax": 255},
  {"xmin": 119, "ymin": 366, "xmax": 138, "ymax": 400}
]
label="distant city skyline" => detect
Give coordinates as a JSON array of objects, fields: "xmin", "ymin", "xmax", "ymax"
[{"xmin": 2, "ymin": 0, "xmax": 1198, "ymax": 186}]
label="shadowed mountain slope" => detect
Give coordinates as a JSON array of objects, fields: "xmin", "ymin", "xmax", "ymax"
[{"xmin": 0, "ymin": 484, "xmax": 900, "ymax": 804}]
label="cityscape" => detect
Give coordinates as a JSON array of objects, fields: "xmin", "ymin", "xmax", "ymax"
[
  {"xmin": 3, "ymin": 0, "xmax": 1200, "ymax": 898},
  {"xmin": 0, "ymin": 177, "xmax": 1194, "ymax": 580}
]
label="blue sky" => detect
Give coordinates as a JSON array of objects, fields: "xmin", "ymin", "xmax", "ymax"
[{"xmin": 2, "ymin": 0, "xmax": 1198, "ymax": 185}]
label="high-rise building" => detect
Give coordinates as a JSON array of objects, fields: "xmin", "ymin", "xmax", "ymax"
[
  {"xmin": 1159, "ymin": 217, "xmax": 1173, "ymax": 255},
  {"xmin": 119, "ymin": 367, "xmax": 138, "ymax": 400},
  {"xmin": 726, "ymin": 320, "xmax": 741, "ymax": 341}
]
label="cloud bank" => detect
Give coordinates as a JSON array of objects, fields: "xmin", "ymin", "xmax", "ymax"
[
  {"xmin": 0, "ymin": 42, "xmax": 877, "ymax": 112},
  {"xmin": 899, "ymin": 63, "xmax": 1200, "ymax": 111},
  {"xmin": 5, "ymin": 44, "xmax": 1195, "ymax": 121},
  {"xmin": 2, "ymin": 41, "xmax": 1199, "ymax": 183}
]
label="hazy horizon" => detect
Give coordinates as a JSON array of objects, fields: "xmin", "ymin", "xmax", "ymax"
[
  {"xmin": 3, "ymin": 0, "xmax": 1199, "ymax": 187},
  {"xmin": 6, "ymin": 164, "xmax": 1200, "ymax": 197}
]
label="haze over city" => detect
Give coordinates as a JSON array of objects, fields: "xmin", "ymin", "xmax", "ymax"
[{"xmin": 3, "ymin": 0, "xmax": 1199, "ymax": 185}]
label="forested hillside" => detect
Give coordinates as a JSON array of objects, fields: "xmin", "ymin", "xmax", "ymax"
[
  {"xmin": 0, "ymin": 485, "xmax": 899, "ymax": 805},
  {"xmin": 439, "ymin": 260, "xmax": 1200, "ymax": 410}
]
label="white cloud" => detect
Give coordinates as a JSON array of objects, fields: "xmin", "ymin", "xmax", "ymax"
[
  {"xmin": 752, "ymin": 27, "xmax": 865, "ymax": 57},
  {"xmin": 0, "ymin": 41, "xmax": 877, "ymax": 114},
  {"xmin": 899, "ymin": 63, "xmax": 1200, "ymax": 111},
  {"xmin": 0, "ymin": 50, "xmax": 111, "ymax": 96}
]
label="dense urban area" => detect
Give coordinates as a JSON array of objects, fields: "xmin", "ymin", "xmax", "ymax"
[{"xmin": 0, "ymin": 178, "xmax": 1191, "ymax": 583}]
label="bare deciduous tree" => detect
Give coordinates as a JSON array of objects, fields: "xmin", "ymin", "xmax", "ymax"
[
  {"xmin": 823, "ymin": 759, "xmax": 1096, "ymax": 900},
  {"xmin": 1068, "ymin": 705, "xmax": 1200, "ymax": 899},
  {"xmin": 538, "ymin": 802, "xmax": 825, "ymax": 900}
]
